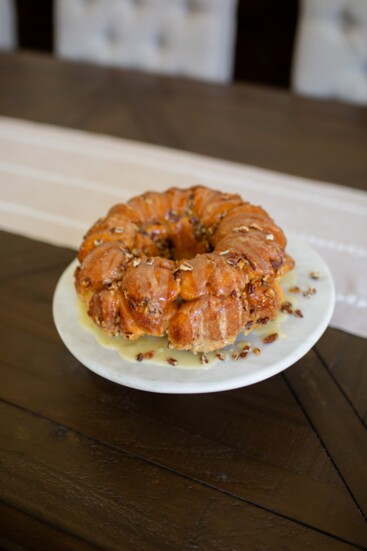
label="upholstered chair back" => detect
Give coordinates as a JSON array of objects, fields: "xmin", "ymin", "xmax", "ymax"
[
  {"xmin": 55, "ymin": 0, "xmax": 238, "ymax": 83},
  {"xmin": 292, "ymin": 0, "xmax": 367, "ymax": 105},
  {"xmin": 0, "ymin": 0, "xmax": 16, "ymax": 50}
]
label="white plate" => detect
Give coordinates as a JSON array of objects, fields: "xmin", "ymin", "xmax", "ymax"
[{"xmin": 53, "ymin": 233, "xmax": 335, "ymax": 394}]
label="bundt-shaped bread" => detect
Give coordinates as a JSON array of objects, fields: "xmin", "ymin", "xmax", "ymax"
[{"xmin": 75, "ymin": 186, "xmax": 294, "ymax": 353}]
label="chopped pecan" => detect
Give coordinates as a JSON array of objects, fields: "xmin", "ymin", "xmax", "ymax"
[
  {"xmin": 179, "ymin": 262, "xmax": 193, "ymax": 272},
  {"xmin": 289, "ymin": 286, "xmax": 301, "ymax": 293},
  {"xmin": 263, "ymin": 333, "xmax": 278, "ymax": 344},
  {"xmin": 281, "ymin": 301, "xmax": 293, "ymax": 314}
]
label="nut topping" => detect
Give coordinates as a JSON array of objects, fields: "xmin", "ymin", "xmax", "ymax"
[
  {"xmin": 256, "ymin": 317, "xmax": 270, "ymax": 325},
  {"xmin": 136, "ymin": 351, "xmax": 154, "ymax": 362},
  {"xmin": 226, "ymin": 258, "xmax": 238, "ymax": 268},
  {"xmin": 233, "ymin": 226, "xmax": 249, "ymax": 233},
  {"xmin": 303, "ymin": 287, "xmax": 317, "ymax": 298},
  {"xmin": 281, "ymin": 301, "xmax": 293, "ymax": 314},
  {"xmin": 179, "ymin": 262, "xmax": 193, "ymax": 272},
  {"xmin": 249, "ymin": 223, "xmax": 263, "ymax": 231},
  {"xmin": 263, "ymin": 333, "xmax": 278, "ymax": 344},
  {"xmin": 289, "ymin": 286, "xmax": 301, "ymax": 293},
  {"xmin": 167, "ymin": 357, "xmax": 178, "ymax": 366}
]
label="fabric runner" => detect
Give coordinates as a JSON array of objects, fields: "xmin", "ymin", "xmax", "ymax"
[{"xmin": 0, "ymin": 117, "xmax": 366, "ymax": 338}]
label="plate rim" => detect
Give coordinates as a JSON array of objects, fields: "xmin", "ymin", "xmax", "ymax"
[{"xmin": 53, "ymin": 233, "xmax": 335, "ymax": 394}]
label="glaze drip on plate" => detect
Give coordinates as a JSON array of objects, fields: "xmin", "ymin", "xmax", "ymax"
[{"xmin": 77, "ymin": 267, "xmax": 298, "ymax": 368}]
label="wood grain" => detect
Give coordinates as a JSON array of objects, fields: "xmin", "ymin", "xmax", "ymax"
[
  {"xmin": 285, "ymin": 356, "xmax": 367, "ymax": 519},
  {"xmin": 0, "ymin": 231, "xmax": 366, "ymax": 548},
  {"xmin": 0, "ymin": 52, "xmax": 366, "ymax": 191},
  {"xmin": 315, "ymin": 329, "xmax": 367, "ymax": 425},
  {"xmin": 0, "ymin": 501, "xmax": 99, "ymax": 551},
  {"xmin": 0, "ymin": 53, "xmax": 367, "ymax": 549},
  {"xmin": 0, "ymin": 400, "xmax": 360, "ymax": 551}
]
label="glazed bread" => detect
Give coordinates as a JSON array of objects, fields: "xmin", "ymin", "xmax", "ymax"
[{"xmin": 75, "ymin": 186, "xmax": 294, "ymax": 352}]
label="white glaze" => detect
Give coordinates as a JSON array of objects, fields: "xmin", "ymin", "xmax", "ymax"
[
  {"xmin": 77, "ymin": 266, "xmax": 298, "ymax": 367},
  {"xmin": 78, "ymin": 301, "xmax": 217, "ymax": 369},
  {"xmin": 53, "ymin": 232, "xmax": 335, "ymax": 393}
]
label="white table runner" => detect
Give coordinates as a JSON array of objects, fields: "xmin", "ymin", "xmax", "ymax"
[{"xmin": 0, "ymin": 117, "xmax": 366, "ymax": 338}]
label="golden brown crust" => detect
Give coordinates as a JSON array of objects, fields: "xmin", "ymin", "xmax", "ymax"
[
  {"xmin": 168, "ymin": 294, "xmax": 248, "ymax": 352},
  {"xmin": 74, "ymin": 185, "xmax": 294, "ymax": 353}
]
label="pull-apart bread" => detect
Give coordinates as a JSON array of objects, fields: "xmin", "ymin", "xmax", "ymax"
[{"xmin": 75, "ymin": 186, "xmax": 294, "ymax": 353}]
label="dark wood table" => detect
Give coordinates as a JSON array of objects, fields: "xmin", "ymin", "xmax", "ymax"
[{"xmin": 0, "ymin": 52, "xmax": 366, "ymax": 551}]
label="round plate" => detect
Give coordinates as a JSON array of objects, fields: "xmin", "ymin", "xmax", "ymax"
[{"xmin": 53, "ymin": 233, "xmax": 335, "ymax": 394}]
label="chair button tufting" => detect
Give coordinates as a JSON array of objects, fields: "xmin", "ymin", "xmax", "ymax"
[
  {"xmin": 105, "ymin": 27, "xmax": 120, "ymax": 45},
  {"xmin": 186, "ymin": 0, "xmax": 205, "ymax": 15},
  {"xmin": 156, "ymin": 31, "xmax": 169, "ymax": 50},
  {"xmin": 339, "ymin": 9, "xmax": 358, "ymax": 33},
  {"xmin": 55, "ymin": 0, "xmax": 238, "ymax": 82},
  {"xmin": 292, "ymin": 0, "xmax": 367, "ymax": 105}
]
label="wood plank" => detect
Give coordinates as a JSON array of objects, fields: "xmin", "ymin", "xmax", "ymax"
[
  {"xmin": 0, "ymin": 400, "xmax": 359, "ymax": 551},
  {"xmin": 2, "ymin": 346, "xmax": 365, "ymax": 548},
  {"xmin": 0, "ymin": 501, "xmax": 99, "ymax": 551},
  {"xmin": 66, "ymin": 71, "xmax": 367, "ymax": 192},
  {"xmin": 192, "ymin": 497, "xmax": 357, "ymax": 551},
  {"xmin": 1, "ymin": 53, "xmax": 366, "ymax": 550},
  {"xmin": 315, "ymin": 328, "xmax": 367, "ymax": 425},
  {"xmin": 0, "ymin": 53, "xmax": 366, "ymax": 191},
  {"xmin": 0, "ymin": 234, "xmax": 366, "ymax": 547},
  {"xmin": 0, "ymin": 53, "xmax": 146, "ymax": 143},
  {"xmin": 285, "ymin": 354, "xmax": 367, "ymax": 519},
  {"xmin": 0, "ymin": 400, "xmax": 211, "ymax": 551},
  {"xmin": 0, "ymin": 230, "xmax": 75, "ymax": 285}
]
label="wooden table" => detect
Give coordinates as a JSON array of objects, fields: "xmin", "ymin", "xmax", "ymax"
[{"xmin": 0, "ymin": 53, "xmax": 366, "ymax": 550}]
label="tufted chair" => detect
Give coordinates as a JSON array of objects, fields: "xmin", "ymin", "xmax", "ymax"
[
  {"xmin": 292, "ymin": 0, "xmax": 367, "ymax": 105},
  {"xmin": 0, "ymin": 0, "xmax": 16, "ymax": 50},
  {"xmin": 55, "ymin": 0, "xmax": 238, "ymax": 83}
]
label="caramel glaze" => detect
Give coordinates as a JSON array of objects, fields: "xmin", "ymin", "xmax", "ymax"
[{"xmin": 75, "ymin": 186, "xmax": 294, "ymax": 353}]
